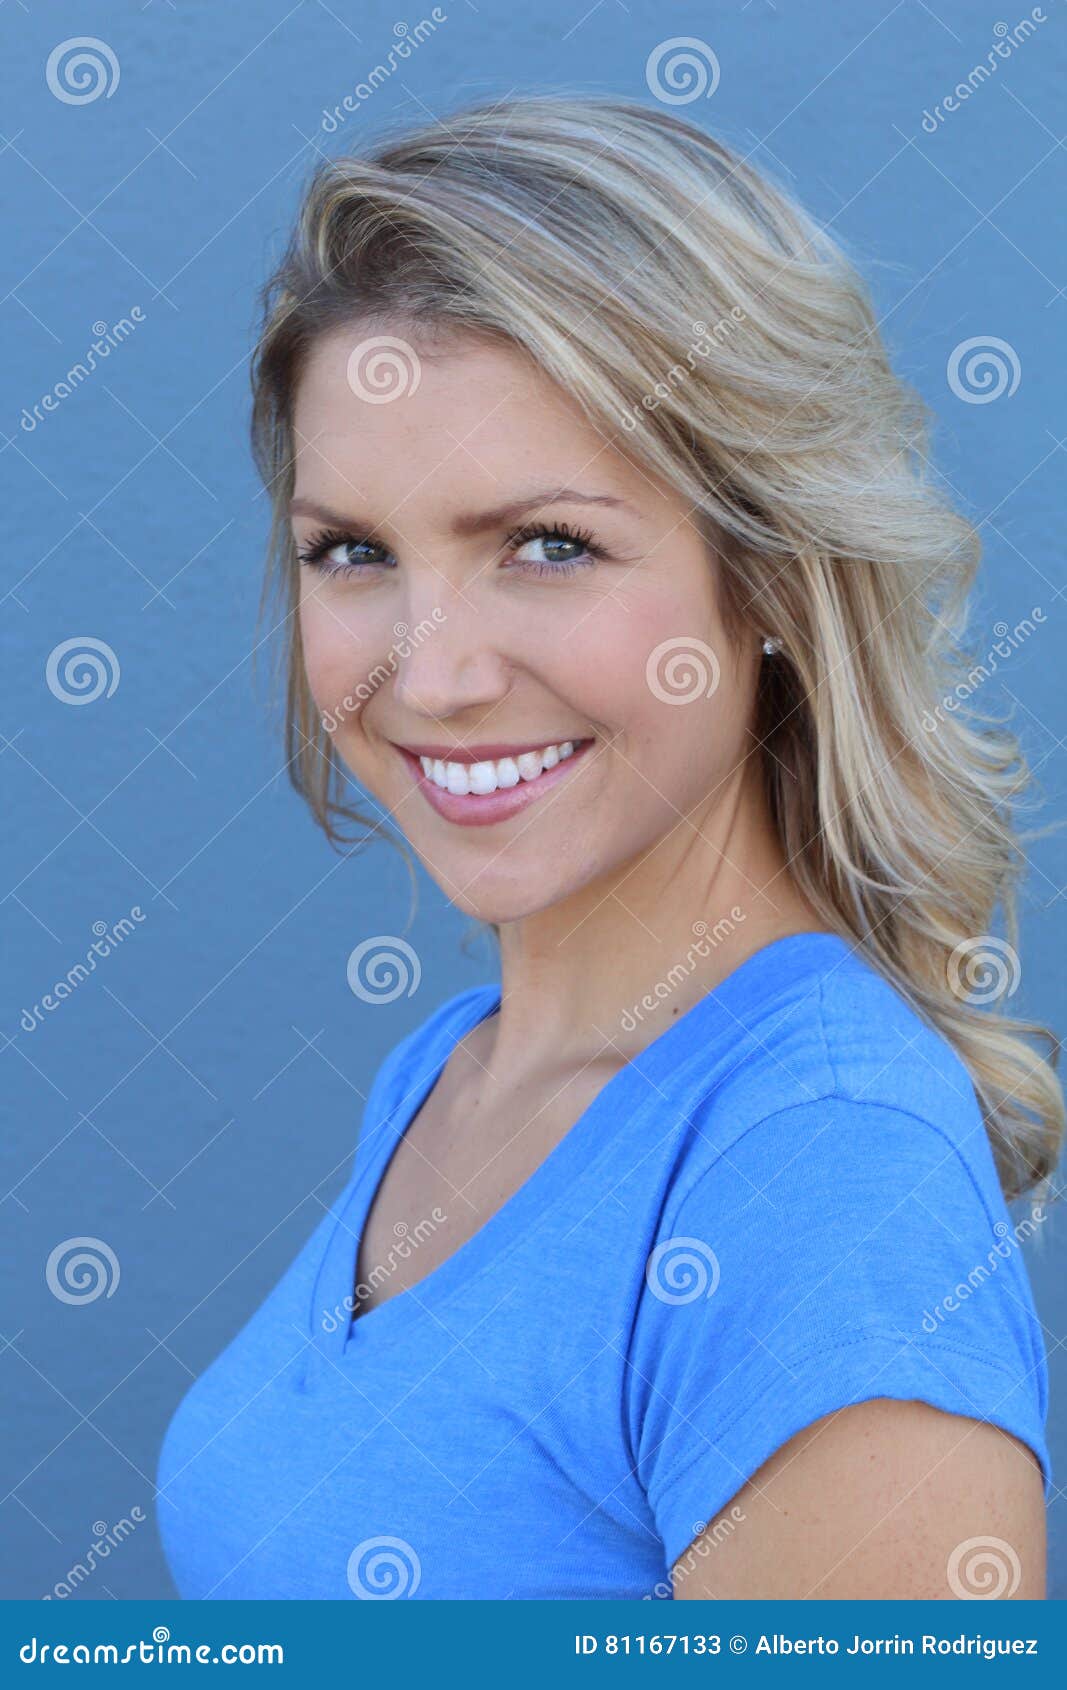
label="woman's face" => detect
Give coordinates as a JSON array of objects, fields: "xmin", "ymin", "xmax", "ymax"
[{"xmin": 291, "ymin": 323, "xmax": 761, "ymax": 923}]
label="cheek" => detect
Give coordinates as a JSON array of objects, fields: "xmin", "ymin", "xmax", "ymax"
[{"xmin": 298, "ymin": 590, "xmax": 372, "ymax": 716}]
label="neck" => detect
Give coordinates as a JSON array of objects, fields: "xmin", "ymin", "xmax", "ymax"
[{"xmin": 485, "ymin": 765, "xmax": 827, "ymax": 1077}]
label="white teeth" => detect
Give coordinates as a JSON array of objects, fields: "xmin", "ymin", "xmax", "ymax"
[
  {"xmin": 417, "ymin": 739, "xmax": 579, "ymax": 796},
  {"xmin": 516, "ymin": 751, "xmax": 543, "ymax": 781},
  {"xmin": 468, "ymin": 760, "xmax": 497, "ymax": 795}
]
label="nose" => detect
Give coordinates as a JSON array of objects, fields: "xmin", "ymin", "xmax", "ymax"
[{"xmin": 390, "ymin": 586, "xmax": 513, "ymax": 722}]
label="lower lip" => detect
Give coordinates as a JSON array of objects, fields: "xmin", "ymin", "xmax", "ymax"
[{"xmin": 396, "ymin": 740, "xmax": 595, "ymax": 827}]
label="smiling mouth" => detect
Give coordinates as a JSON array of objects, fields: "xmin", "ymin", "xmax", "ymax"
[{"xmin": 393, "ymin": 736, "xmax": 595, "ymax": 826}]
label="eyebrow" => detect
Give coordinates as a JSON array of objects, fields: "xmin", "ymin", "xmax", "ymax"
[{"xmin": 288, "ymin": 486, "xmax": 637, "ymax": 535}]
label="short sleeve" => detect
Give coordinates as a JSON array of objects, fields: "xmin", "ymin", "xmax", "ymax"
[{"xmin": 627, "ymin": 1096, "xmax": 1051, "ymax": 1572}]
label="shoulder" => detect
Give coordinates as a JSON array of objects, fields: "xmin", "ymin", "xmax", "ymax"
[{"xmin": 669, "ymin": 936, "xmax": 999, "ymax": 1217}]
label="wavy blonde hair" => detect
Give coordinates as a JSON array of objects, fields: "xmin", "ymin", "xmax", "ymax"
[{"xmin": 250, "ymin": 92, "xmax": 1063, "ymax": 1207}]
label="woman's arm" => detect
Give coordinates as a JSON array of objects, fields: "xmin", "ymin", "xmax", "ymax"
[{"xmin": 671, "ymin": 1397, "xmax": 1047, "ymax": 1599}]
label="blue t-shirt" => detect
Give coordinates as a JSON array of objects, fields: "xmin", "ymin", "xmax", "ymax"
[{"xmin": 156, "ymin": 932, "xmax": 1051, "ymax": 1599}]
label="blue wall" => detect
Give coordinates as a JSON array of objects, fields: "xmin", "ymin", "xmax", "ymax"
[{"xmin": 3, "ymin": 0, "xmax": 1064, "ymax": 1598}]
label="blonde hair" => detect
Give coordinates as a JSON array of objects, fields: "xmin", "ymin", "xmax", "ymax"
[{"xmin": 250, "ymin": 92, "xmax": 1063, "ymax": 1207}]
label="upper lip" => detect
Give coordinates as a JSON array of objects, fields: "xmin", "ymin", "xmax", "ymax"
[{"xmin": 394, "ymin": 737, "xmax": 591, "ymax": 764}]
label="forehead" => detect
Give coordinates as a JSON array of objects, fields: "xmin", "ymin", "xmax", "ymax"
[{"xmin": 290, "ymin": 323, "xmax": 612, "ymax": 494}]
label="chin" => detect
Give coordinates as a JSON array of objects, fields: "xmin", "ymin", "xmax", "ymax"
[{"xmin": 436, "ymin": 871, "xmax": 582, "ymax": 928}]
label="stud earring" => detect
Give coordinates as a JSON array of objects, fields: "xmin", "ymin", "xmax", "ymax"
[{"xmin": 761, "ymin": 635, "xmax": 782, "ymax": 656}]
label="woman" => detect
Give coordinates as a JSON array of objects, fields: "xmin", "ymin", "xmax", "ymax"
[{"xmin": 157, "ymin": 94, "xmax": 1062, "ymax": 1601}]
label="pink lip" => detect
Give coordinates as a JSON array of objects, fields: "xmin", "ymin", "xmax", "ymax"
[{"xmin": 395, "ymin": 739, "xmax": 594, "ymax": 827}]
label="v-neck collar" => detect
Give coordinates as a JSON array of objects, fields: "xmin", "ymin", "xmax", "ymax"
[{"xmin": 308, "ymin": 930, "xmax": 852, "ymax": 1363}]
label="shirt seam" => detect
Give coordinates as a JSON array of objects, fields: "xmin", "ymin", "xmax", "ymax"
[
  {"xmin": 651, "ymin": 1325, "xmax": 1028, "ymax": 1504},
  {"xmin": 662, "ymin": 1090, "xmax": 1003, "ymax": 1248}
]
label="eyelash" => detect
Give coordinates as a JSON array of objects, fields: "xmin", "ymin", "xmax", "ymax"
[{"xmin": 295, "ymin": 519, "xmax": 605, "ymax": 580}]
